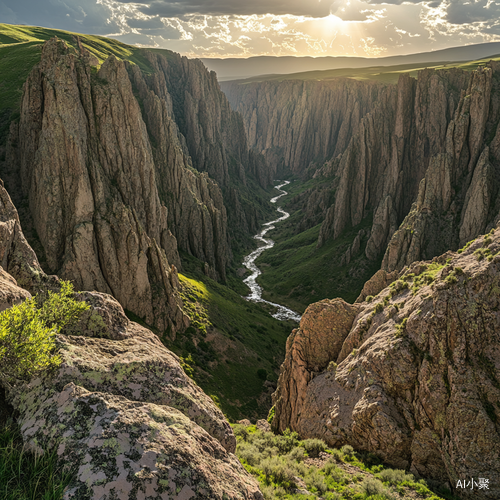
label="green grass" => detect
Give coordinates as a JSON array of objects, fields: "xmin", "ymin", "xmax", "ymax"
[
  {"xmin": 255, "ymin": 218, "xmax": 381, "ymax": 313},
  {"xmin": 0, "ymin": 23, "xmax": 179, "ymax": 113},
  {"xmin": 233, "ymin": 426, "xmax": 457, "ymax": 500},
  {"xmin": 232, "ymin": 54, "xmax": 500, "ymax": 85},
  {"xmin": 144, "ymin": 252, "xmax": 296, "ymax": 421},
  {"xmin": 0, "ymin": 421, "xmax": 73, "ymax": 500}
]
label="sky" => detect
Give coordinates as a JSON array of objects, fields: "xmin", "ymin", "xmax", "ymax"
[{"xmin": 1, "ymin": 0, "xmax": 500, "ymax": 58}]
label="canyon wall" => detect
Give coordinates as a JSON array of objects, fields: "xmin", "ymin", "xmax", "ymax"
[
  {"xmin": 272, "ymin": 231, "xmax": 500, "ymax": 499},
  {"xmin": 227, "ymin": 65, "xmax": 500, "ymax": 271},
  {"xmin": 221, "ymin": 79, "xmax": 385, "ymax": 176},
  {"xmin": 3, "ymin": 37, "xmax": 270, "ymax": 334}
]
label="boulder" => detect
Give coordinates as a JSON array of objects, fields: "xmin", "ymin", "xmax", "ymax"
[{"xmin": 6, "ymin": 290, "xmax": 262, "ymax": 499}]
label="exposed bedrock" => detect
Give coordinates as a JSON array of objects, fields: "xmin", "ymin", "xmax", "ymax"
[{"xmin": 273, "ymin": 229, "xmax": 500, "ymax": 499}]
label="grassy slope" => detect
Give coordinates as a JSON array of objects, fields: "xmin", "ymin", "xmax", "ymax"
[
  {"xmin": 157, "ymin": 252, "xmax": 296, "ymax": 421},
  {"xmin": 234, "ymin": 425, "xmax": 457, "ymax": 500},
  {"xmin": 0, "ymin": 23, "xmax": 178, "ymax": 113},
  {"xmin": 229, "ymin": 54, "xmax": 500, "ymax": 85},
  {"xmin": 255, "ymin": 179, "xmax": 381, "ymax": 313}
]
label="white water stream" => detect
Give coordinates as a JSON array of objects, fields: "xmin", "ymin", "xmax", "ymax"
[{"xmin": 242, "ymin": 181, "xmax": 302, "ymax": 322}]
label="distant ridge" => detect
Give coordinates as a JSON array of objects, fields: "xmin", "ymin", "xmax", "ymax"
[{"xmin": 202, "ymin": 42, "xmax": 500, "ymax": 81}]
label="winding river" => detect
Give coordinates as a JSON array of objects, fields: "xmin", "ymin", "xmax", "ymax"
[{"xmin": 242, "ymin": 181, "xmax": 302, "ymax": 323}]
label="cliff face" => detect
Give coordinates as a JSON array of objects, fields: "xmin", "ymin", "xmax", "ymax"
[
  {"xmin": 3, "ymin": 37, "xmax": 271, "ymax": 334},
  {"xmin": 6, "ymin": 38, "xmax": 190, "ymax": 334},
  {"xmin": 272, "ymin": 229, "xmax": 500, "ymax": 498},
  {"xmin": 316, "ymin": 69, "xmax": 471, "ymax": 255},
  {"xmin": 0, "ymin": 190, "xmax": 263, "ymax": 499},
  {"xmin": 315, "ymin": 64, "xmax": 500, "ymax": 271},
  {"xmin": 221, "ymin": 79, "xmax": 385, "ymax": 176},
  {"xmin": 382, "ymin": 63, "xmax": 500, "ymax": 271}
]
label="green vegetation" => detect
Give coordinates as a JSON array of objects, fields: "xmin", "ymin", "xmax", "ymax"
[
  {"xmin": 234, "ymin": 425, "xmax": 456, "ymax": 500},
  {"xmin": 151, "ymin": 254, "xmax": 295, "ymax": 421},
  {"xmin": 0, "ymin": 420, "xmax": 73, "ymax": 500},
  {"xmin": 256, "ymin": 217, "xmax": 380, "ymax": 313},
  {"xmin": 0, "ymin": 23, "xmax": 178, "ymax": 113},
  {"xmin": 0, "ymin": 281, "xmax": 89, "ymax": 387},
  {"xmin": 235, "ymin": 54, "xmax": 500, "ymax": 85}
]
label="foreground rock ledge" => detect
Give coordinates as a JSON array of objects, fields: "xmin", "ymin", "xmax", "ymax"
[
  {"xmin": 4, "ymin": 279, "xmax": 262, "ymax": 500},
  {"xmin": 273, "ymin": 229, "xmax": 500, "ymax": 499}
]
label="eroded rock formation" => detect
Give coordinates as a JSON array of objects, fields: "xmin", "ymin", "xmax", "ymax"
[
  {"xmin": 222, "ymin": 79, "xmax": 385, "ymax": 176},
  {"xmin": 0, "ymin": 189, "xmax": 263, "ymax": 500},
  {"xmin": 273, "ymin": 229, "xmax": 500, "ymax": 499}
]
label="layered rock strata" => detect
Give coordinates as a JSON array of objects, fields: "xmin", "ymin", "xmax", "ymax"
[{"xmin": 273, "ymin": 228, "xmax": 500, "ymax": 499}]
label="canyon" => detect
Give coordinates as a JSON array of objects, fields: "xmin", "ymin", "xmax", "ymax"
[{"xmin": 0, "ymin": 22, "xmax": 500, "ymax": 500}]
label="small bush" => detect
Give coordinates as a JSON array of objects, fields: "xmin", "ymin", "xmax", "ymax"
[
  {"xmin": 365, "ymin": 295, "xmax": 373, "ymax": 303},
  {"xmin": 378, "ymin": 468, "xmax": 414, "ymax": 485},
  {"xmin": 0, "ymin": 281, "xmax": 89, "ymax": 387},
  {"xmin": 375, "ymin": 302, "xmax": 384, "ymax": 313},
  {"xmin": 341, "ymin": 444, "xmax": 356, "ymax": 459},
  {"xmin": 305, "ymin": 468, "xmax": 327, "ymax": 493},
  {"xmin": 329, "ymin": 448, "xmax": 344, "ymax": 462},
  {"xmin": 288, "ymin": 446, "xmax": 305, "ymax": 462},
  {"xmin": 302, "ymin": 438, "xmax": 327, "ymax": 458},
  {"xmin": 360, "ymin": 477, "xmax": 393, "ymax": 498}
]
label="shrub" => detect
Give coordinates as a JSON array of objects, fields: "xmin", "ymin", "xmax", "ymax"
[
  {"xmin": 305, "ymin": 468, "xmax": 327, "ymax": 493},
  {"xmin": 288, "ymin": 446, "xmax": 305, "ymax": 462},
  {"xmin": 302, "ymin": 438, "xmax": 327, "ymax": 458},
  {"xmin": 378, "ymin": 468, "xmax": 414, "ymax": 485},
  {"xmin": 375, "ymin": 302, "xmax": 384, "ymax": 313},
  {"xmin": 329, "ymin": 448, "xmax": 344, "ymax": 462},
  {"xmin": 0, "ymin": 281, "xmax": 89, "ymax": 387},
  {"xmin": 237, "ymin": 443, "xmax": 262, "ymax": 466},
  {"xmin": 260, "ymin": 457, "xmax": 296, "ymax": 489},
  {"xmin": 341, "ymin": 444, "xmax": 356, "ymax": 459},
  {"xmin": 359, "ymin": 477, "xmax": 394, "ymax": 498},
  {"xmin": 257, "ymin": 368, "xmax": 268, "ymax": 380},
  {"xmin": 273, "ymin": 429, "xmax": 299, "ymax": 454},
  {"xmin": 365, "ymin": 295, "xmax": 373, "ymax": 303}
]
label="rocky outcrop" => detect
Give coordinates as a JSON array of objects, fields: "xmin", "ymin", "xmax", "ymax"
[
  {"xmin": 0, "ymin": 266, "xmax": 30, "ymax": 312},
  {"xmin": 0, "ymin": 179, "xmax": 57, "ymax": 293},
  {"xmin": 1, "ymin": 164, "xmax": 262, "ymax": 499},
  {"xmin": 0, "ymin": 272, "xmax": 262, "ymax": 499},
  {"xmin": 273, "ymin": 228, "xmax": 500, "ymax": 499},
  {"xmin": 222, "ymin": 79, "xmax": 385, "ymax": 176},
  {"xmin": 272, "ymin": 299, "xmax": 359, "ymax": 433},
  {"xmin": 382, "ymin": 63, "xmax": 500, "ymax": 271}
]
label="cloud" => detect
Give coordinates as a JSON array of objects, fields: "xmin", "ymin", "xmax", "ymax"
[
  {"xmin": 445, "ymin": 0, "xmax": 500, "ymax": 25},
  {"xmin": 1, "ymin": 0, "xmax": 120, "ymax": 34},
  {"xmin": 111, "ymin": 0, "xmax": 334, "ymax": 18}
]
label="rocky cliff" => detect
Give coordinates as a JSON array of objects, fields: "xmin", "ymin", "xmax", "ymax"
[
  {"xmin": 314, "ymin": 64, "xmax": 500, "ymax": 271},
  {"xmin": 0, "ymin": 172, "xmax": 263, "ymax": 500},
  {"xmin": 222, "ymin": 79, "xmax": 385, "ymax": 176},
  {"xmin": 272, "ymin": 229, "xmax": 500, "ymax": 498},
  {"xmin": 2, "ymin": 37, "xmax": 271, "ymax": 334},
  {"xmin": 382, "ymin": 63, "xmax": 500, "ymax": 271}
]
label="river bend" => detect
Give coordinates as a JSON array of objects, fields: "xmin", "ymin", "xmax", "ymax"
[{"xmin": 242, "ymin": 181, "xmax": 302, "ymax": 322}]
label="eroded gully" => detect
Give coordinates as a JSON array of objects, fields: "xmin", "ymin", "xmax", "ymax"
[{"xmin": 242, "ymin": 181, "xmax": 302, "ymax": 322}]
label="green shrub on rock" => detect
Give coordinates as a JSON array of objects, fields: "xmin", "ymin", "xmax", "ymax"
[{"xmin": 0, "ymin": 281, "xmax": 89, "ymax": 387}]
